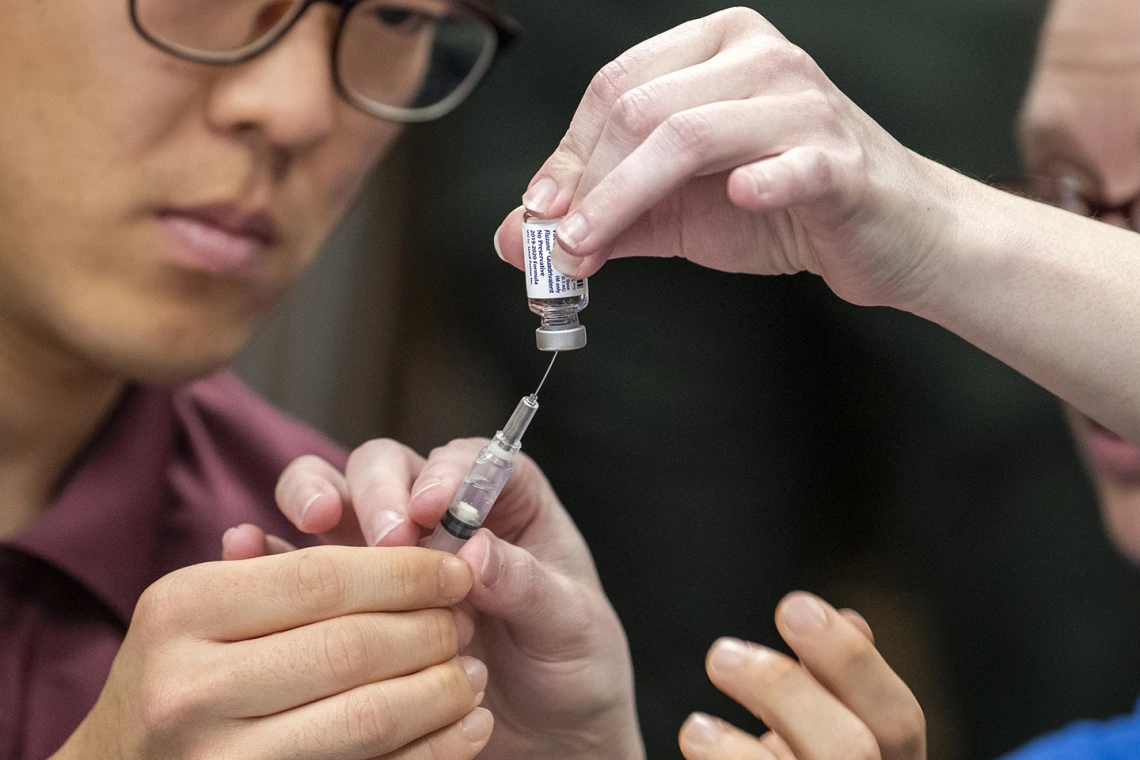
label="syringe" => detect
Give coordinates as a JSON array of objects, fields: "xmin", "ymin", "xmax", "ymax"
[{"xmin": 426, "ymin": 354, "xmax": 557, "ymax": 554}]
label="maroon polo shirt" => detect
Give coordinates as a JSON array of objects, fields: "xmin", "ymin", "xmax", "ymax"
[{"xmin": 0, "ymin": 372, "xmax": 346, "ymax": 760}]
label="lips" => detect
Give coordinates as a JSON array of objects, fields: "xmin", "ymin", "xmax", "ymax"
[
  {"xmin": 1080, "ymin": 415, "xmax": 1140, "ymax": 482},
  {"xmin": 157, "ymin": 203, "xmax": 280, "ymax": 278}
]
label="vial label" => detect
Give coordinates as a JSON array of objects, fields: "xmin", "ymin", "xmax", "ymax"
[{"xmin": 523, "ymin": 218, "xmax": 589, "ymax": 299}]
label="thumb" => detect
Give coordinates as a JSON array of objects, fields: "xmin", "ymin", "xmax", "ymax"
[
  {"xmin": 457, "ymin": 529, "xmax": 592, "ymax": 653},
  {"xmin": 221, "ymin": 523, "xmax": 299, "ymax": 560}
]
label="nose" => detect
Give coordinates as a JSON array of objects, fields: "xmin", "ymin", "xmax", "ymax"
[{"xmin": 206, "ymin": 6, "xmax": 338, "ymax": 151}]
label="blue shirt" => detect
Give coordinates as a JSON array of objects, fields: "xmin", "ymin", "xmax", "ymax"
[{"xmin": 1001, "ymin": 699, "xmax": 1140, "ymax": 760}]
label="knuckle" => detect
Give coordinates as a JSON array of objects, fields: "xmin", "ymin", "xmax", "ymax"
[
  {"xmin": 286, "ymin": 549, "xmax": 349, "ymax": 614},
  {"xmin": 737, "ymin": 41, "xmax": 778, "ymax": 87},
  {"xmin": 347, "ymin": 438, "xmax": 406, "ymax": 471},
  {"xmin": 276, "ymin": 455, "xmax": 329, "ymax": 505},
  {"xmin": 781, "ymin": 42, "xmax": 812, "ymax": 71},
  {"xmin": 510, "ymin": 555, "xmax": 549, "ymax": 615},
  {"xmin": 383, "ymin": 549, "xmax": 434, "ymax": 605},
  {"xmin": 440, "ymin": 658, "xmax": 476, "ymax": 699},
  {"xmin": 321, "ymin": 617, "xmax": 376, "ymax": 683},
  {"xmin": 424, "ymin": 609, "xmax": 459, "ymax": 657},
  {"xmin": 135, "ymin": 572, "xmax": 191, "ymax": 634},
  {"xmin": 707, "ymin": 7, "xmax": 778, "ymax": 48},
  {"xmin": 138, "ymin": 678, "xmax": 178, "ymax": 735},
  {"xmin": 805, "ymin": 149, "xmax": 836, "ymax": 189},
  {"xmin": 762, "ymin": 39, "xmax": 808, "ymax": 71},
  {"xmin": 186, "ymin": 748, "xmax": 236, "ymax": 760},
  {"xmin": 610, "ymin": 87, "xmax": 660, "ymax": 141},
  {"xmin": 342, "ymin": 688, "xmax": 397, "ymax": 752},
  {"xmin": 428, "ymin": 438, "xmax": 488, "ymax": 461},
  {"xmin": 133, "ymin": 580, "xmax": 169, "ymax": 630},
  {"xmin": 423, "ymin": 725, "xmax": 461, "ymax": 759},
  {"xmin": 880, "ymin": 699, "xmax": 926, "ymax": 757},
  {"xmin": 589, "ymin": 57, "xmax": 638, "ymax": 108},
  {"xmin": 718, "ymin": 6, "xmax": 762, "ymax": 27},
  {"xmin": 659, "ymin": 111, "xmax": 714, "ymax": 161},
  {"xmin": 138, "ymin": 674, "xmax": 210, "ymax": 739},
  {"xmin": 799, "ymin": 85, "xmax": 832, "ymax": 117},
  {"xmin": 555, "ymin": 129, "xmax": 589, "ymax": 167},
  {"xmin": 286, "ymin": 454, "xmax": 328, "ymax": 478},
  {"xmin": 728, "ymin": 649, "xmax": 801, "ymax": 710},
  {"xmin": 845, "ymin": 727, "xmax": 883, "ymax": 760},
  {"xmin": 834, "ymin": 632, "xmax": 879, "ymax": 675}
]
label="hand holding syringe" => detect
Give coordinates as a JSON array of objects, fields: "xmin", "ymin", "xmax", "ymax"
[{"xmin": 426, "ymin": 353, "xmax": 558, "ymax": 553}]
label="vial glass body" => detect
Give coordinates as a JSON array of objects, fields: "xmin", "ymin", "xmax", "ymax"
[{"xmin": 522, "ymin": 212, "xmax": 588, "ymax": 351}]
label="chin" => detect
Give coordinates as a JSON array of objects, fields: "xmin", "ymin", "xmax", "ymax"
[
  {"xmin": 1066, "ymin": 405, "xmax": 1140, "ymax": 566},
  {"xmin": 1095, "ymin": 478, "xmax": 1140, "ymax": 567},
  {"xmin": 84, "ymin": 327, "xmax": 249, "ymax": 386},
  {"xmin": 52, "ymin": 289, "xmax": 269, "ymax": 387},
  {"xmin": 110, "ymin": 346, "xmax": 237, "ymax": 386}
]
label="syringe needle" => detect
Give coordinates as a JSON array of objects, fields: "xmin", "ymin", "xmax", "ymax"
[{"xmin": 532, "ymin": 352, "xmax": 558, "ymax": 398}]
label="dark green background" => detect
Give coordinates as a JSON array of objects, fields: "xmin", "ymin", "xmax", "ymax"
[{"xmin": 391, "ymin": 2, "xmax": 1140, "ymax": 758}]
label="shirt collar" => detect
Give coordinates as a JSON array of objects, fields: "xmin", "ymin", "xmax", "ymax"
[{"xmin": 14, "ymin": 386, "xmax": 177, "ymax": 625}]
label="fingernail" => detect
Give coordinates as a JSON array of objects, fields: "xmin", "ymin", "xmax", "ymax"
[
  {"xmin": 222, "ymin": 527, "xmax": 237, "ymax": 544},
  {"xmin": 454, "ymin": 608, "xmax": 475, "ymax": 649},
  {"xmin": 551, "ymin": 248, "xmax": 582, "ymax": 278},
  {"xmin": 410, "ymin": 480, "xmax": 441, "ymax": 505},
  {"xmin": 682, "ymin": 714, "xmax": 724, "ymax": 747},
  {"xmin": 368, "ymin": 510, "xmax": 406, "ymax": 546},
  {"xmin": 298, "ymin": 490, "xmax": 322, "ymax": 526},
  {"xmin": 782, "ymin": 594, "xmax": 828, "ymax": 635},
  {"xmin": 522, "ymin": 178, "xmax": 557, "ymax": 214},
  {"xmin": 478, "ymin": 534, "xmax": 502, "ymax": 588},
  {"xmin": 459, "ymin": 707, "xmax": 493, "ymax": 742},
  {"xmin": 461, "ymin": 656, "xmax": 488, "ymax": 694},
  {"xmin": 493, "ymin": 226, "xmax": 506, "ymax": 261},
  {"xmin": 441, "ymin": 556, "xmax": 472, "ymax": 600},
  {"xmin": 556, "ymin": 213, "xmax": 588, "ymax": 251},
  {"xmin": 709, "ymin": 638, "xmax": 751, "ymax": 672}
]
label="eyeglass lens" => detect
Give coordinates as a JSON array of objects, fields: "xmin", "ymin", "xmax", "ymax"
[{"xmin": 134, "ymin": 0, "xmax": 495, "ymax": 115}]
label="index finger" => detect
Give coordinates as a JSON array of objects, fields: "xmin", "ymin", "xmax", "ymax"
[
  {"xmin": 164, "ymin": 545, "xmax": 472, "ymax": 640},
  {"xmin": 775, "ymin": 593, "xmax": 925, "ymax": 760},
  {"xmin": 521, "ymin": 14, "xmax": 729, "ymax": 219},
  {"xmin": 345, "ymin": 438, "xmax": 427, "ymax": 547},
  {"xmin": 706, "ymin": 638, "xmax": 879, "ymax": 760}
]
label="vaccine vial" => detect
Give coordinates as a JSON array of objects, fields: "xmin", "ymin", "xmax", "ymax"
[{"xmin": 523, "ymin": 212, "xmax": 588, "ymax": 351}]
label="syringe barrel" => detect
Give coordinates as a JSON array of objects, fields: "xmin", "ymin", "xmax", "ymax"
[
  {"xmin": 426, "ymin": 526, "xmax": 470, "ymax": 553},
  {"xmin": 426, "ymin": 442, "xmax": 516, "ymax": 551}
]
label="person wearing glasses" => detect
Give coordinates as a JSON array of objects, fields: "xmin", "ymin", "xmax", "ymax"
[
  {"xmin": 1018, "ymin": 5, "xmax": 1140, "ymax": 567},
  {"xmin": 0, "ymin": 1, "xmax": 644, "ymax": 759}
]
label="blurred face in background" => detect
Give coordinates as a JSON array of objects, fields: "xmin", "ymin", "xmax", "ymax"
[
  {"xmin": 1019, "ymin": 0, "xmax": 1140, "ymax": 563},
  {"xmin": 0, "ymin": 0, "xmax": 402, "ymax": 386}
]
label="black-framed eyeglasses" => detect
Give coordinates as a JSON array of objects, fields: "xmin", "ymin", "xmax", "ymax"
[
  {"xmin": 129, "ymin": 0, "xmax": 520, "ymax": 123},
  {"xmin": 1003, "ymin": 175, "xmax": 1140, "ymax": 232}
]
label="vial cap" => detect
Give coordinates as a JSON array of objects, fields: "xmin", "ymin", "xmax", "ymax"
[{"xmin": 536, "ymin": 324, "xmax": 587, "ymax": 351}]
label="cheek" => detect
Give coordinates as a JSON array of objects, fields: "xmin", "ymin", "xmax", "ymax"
[
  {"xmin": 1097, "ymin": 482, "xmax": 1140, "ymax": 566},
  {"xmin": 1065, "ymin": 407, "xmax": 1140, "ymax": 565},
  {"xmin": 291, "ymin": 117, "xmax": 403, "ymax": 256},
  {"xmin": 0, "ymin": 0, "xmax": 201, "ymax": 176},
  {"xmin": 0, "ymin": 0, "xmax": 207, "ymax": 292}
]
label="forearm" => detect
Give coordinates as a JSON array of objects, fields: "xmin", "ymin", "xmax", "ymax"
[{"xmin": 904, "ymin": 158, "xmax": 1140, "ymax": 441}]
